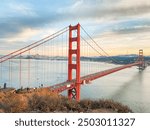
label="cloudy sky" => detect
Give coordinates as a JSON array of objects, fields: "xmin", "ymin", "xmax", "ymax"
[{"xmin": 0, "ymin": 0, "xmax": 150, "ymax": 55}]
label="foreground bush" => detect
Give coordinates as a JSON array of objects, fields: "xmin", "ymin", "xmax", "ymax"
[{"xmin": 0, "ymin": 89, "xmax": 132, "ymax": 113}]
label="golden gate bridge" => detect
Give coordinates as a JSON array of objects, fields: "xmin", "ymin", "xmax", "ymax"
[{"xmin": 0, "ymin": 23, "xmax": 146, "ymax": 101}]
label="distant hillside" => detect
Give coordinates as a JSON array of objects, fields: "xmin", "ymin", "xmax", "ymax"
[
  {"xmin": 81, "ymin": 55, "xmax": 150, "ymax": 64},
  {"xmin": 1, "ymin": 54, "xmax": 150, "ymax": 65}
]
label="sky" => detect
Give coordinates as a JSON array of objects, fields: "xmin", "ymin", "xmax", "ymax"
[{"xmin": 0, "ymin": 0, "xmax": 150, "ymax": 56}]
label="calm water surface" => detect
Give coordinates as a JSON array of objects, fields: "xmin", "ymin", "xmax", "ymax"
[{"xmin": 0, "ymin": 60, "xmax": 150, "ymax": 112}]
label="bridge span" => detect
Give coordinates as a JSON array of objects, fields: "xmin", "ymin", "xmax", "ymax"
[
  {"xmin": 0, "ymin": 23, "xmax": 146, "ymax": 101},
  {"xmin": 49, "ymin": 61, "xmax": 144, "ymax": 94}
]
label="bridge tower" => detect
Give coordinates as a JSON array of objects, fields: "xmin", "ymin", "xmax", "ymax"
[
  {"xmin": 68, "ymin": 23, "xmax": 81, "ymax": 101},
  {"xmin": 138, "ymin": 49, "xmax": 145, "ymax": 70}
]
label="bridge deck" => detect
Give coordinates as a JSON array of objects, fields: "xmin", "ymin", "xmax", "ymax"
[{"xmin": 48, "ymin": 62, "xmax": 142, "ymax": 93}]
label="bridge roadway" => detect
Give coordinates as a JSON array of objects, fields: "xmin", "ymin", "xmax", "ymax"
[{"xmin": 48, "ymin": 62, "xmax": 142, "ymax": 93}]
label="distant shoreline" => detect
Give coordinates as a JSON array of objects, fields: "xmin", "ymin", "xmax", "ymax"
[{"xmin": 0, "ymin": 54, "xmax": 149, "ymax": 65}]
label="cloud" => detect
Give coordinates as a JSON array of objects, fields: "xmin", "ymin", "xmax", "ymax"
[
  {"xmin": 110, "ymin": 19, "xmax": 150, "ymax": 35},
  {"xmin": 0, "ymin": 27, "xmax": 40, "ymax": 51},
  {"xmin": 93, "ymin": 30, "xmax": 150, "ymax": 55},
  {"xmin": 56, "ymin": 0, "xmax": 150, "ymax": 37},
  {"xmin": 0, "ymin": 2, "xmax": 38, "ymax": 38},
  {"xmin": 7, "ymin": 28, "xmax": 40, "ymax": 42},
  {"xmin": 0, "ymin": 0, "xmax": 150, "ymax": 55},
  {"xmin": 1, "ymin": 0, "xmax": 149, "ymax": 39},
  {"xmin": 0, "ymin": 22, "xmax": 21, "ymax": 37},
  {"xmin": 0, "ymin": 1, "xmax": 62, "ymax": 39},
  {"xmin": 59, "ymin": 0, "xmax": 150, "ymax": 21},
  {"xmin": 8, "ymin": 2, "xmax": 37, "ymax": 16},
  {"xmin": 0, "ymin": 12, "xmax": 58, "ymax": 38},
  {"xmin": 113, "ymin": 26, "xmax": 150, "ymax": 34}
]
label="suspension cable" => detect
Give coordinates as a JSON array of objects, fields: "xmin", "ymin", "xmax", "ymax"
[
  {"xmin": 0, "ymin": 27, "xmax": 69, "ymax": 63},
  {"xmin": 81, "ymin": 25, "xmax": 121, "ymax": 64},
  {"xmin": 81, "ymin": 36, "xmax": 105, "ymax": 57}
]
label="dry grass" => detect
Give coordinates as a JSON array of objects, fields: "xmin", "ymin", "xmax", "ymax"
[
  {"xmin": 0, "ymin": 89, "xmax": 132, "ymax": 113},
  {"xmin": 90, "ymin": 99, "xmax": 132, "ymax": 113}
]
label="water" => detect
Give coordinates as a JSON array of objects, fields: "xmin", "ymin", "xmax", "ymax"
[
  {"xmin": 80, "ymin": 65, "xmax": 150, "ymax": 113},
  {"xmin": 0, "ymin": 59, "xmax": 150, "ymax": 112}
]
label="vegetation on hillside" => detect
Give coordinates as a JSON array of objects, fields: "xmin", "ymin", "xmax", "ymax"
[{"xmin": 0, "ymin": 88, "xmax": 132, "ymax": 113}]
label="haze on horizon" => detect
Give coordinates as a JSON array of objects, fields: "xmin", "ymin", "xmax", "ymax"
[{"xmin": 0, "ymin": 0, "xmax": 150, "ymax": 56}]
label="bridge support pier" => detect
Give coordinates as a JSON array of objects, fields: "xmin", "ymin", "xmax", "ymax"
[{"xmin": 68, "ymin": 24, "xmax": 81, "ymax": 101}]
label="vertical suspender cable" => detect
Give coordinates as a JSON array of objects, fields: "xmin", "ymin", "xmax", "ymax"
[
  {"xmin": 61, "ymin": 33, "xmax": 63, "ymax": 78},
  {"xmin": 48, "ymin": 40, "xmax": 50, "ymax": 84},
  {"xmin": 43, "ymin": 44, "xmax": 46, "ymax": 86},
  {"xmin": 50, "ymin": 40, "xmax": 55, "ymax": 81},
  {"xmin": 87, "ymin": 40, "xmax": 91, "ymax": 73},
  {"xmin": 28, "ymin": 50, "xmax": 30, "ymax": 88},
  {"xmin": 35, "ymin": 48, "xmax": 38, "ymax": 87},
  {"xmin": 9, "ymin": 59, "xmax": 10, "ymax": 87},
  {"xmin": 66, "ymin": 28, "xmax": 68, "ymax": 78},
  {"xmin": 10, "ymin": 58, "xmax": 12, "ymax": 88},
  {"xmin": 19, "ymin": 54, "xmax": 22, "ymax": 88},
  {"xmin": 0, "ymin": 62, "xmax": 2, "ymax": 86}
]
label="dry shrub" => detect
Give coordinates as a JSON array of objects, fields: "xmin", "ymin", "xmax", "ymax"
[
  {"xmin": 28, "ymin": 94, "xmax": 60, "ymax": 112},
  {"xmin": 0, "ymin": 89, "xmax": 132, "ymax": 113},
  {"xmin": 28, "ymin": 89, "xmax": 81, "ymax": 112},
  {"xmin": 79, "ymin": 99, "xmax": 92, "ymax": 111},
  {"xmin": 9, "ymin": 94, "xmax": 29, "ymax": 112},
  {"xmin": 90, "ymin": 99, "xmax": 132, "ymax": 113},
  {"xmin": 0, "ymin": 89, "xmax": 61, "ymax": 113},
  {"xmin": 28, "ymin": 88, "xmax": 62, "ymax": 112},
  {"xmin": 0, "ymin": 109, "xmax": 5, "ymax": 113},
  {"xmin": 0, "ymin": 92, "xmax": 29, "ymax": 112},
  {"xmin": 63, "ymin": 100, "xmax": 80, "ymax": 112},
  {"xmin": 89, "ymin": 100, "xmax": 100, "ymax": 109}
]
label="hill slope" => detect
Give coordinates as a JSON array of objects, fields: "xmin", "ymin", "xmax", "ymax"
[{"xmin": 0, "ymin": 88, "xmax": 132, "ymax": 113}]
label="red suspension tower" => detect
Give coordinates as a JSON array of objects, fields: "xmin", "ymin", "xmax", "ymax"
[
  {"xmin": 138, "ymin": 49, "xmax": 145, "ymax": 70},
  {"xmin": 68, "ymin": 23, "xmax": 81, "ymax": 101}
]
